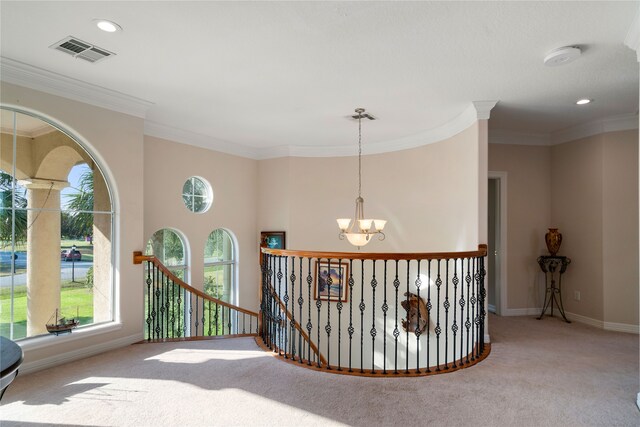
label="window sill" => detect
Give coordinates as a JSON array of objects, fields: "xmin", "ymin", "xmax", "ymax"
[{"xmin": 17, "ymin": 321, "xmax": 123, "ymax": 352}]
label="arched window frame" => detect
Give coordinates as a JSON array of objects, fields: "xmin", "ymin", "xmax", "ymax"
[
  {"xmin": 203, "ymin": 228, "xmax": 238, "ymax": 305},
  {"xmin": 0, "ymin": 105, "xmax": 118, "ymax": 342},
  {"xmin": 145, "ymin": 228, "xmax": 190, "ymax": 283}
]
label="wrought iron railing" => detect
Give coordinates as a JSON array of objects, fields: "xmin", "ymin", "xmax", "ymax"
[
  {"xmin": 260, "ymin": 245, "xmax": 489, "ymax": 376},
  {"xmin": 133, "ymin": 252, "xmax": 259, "ymax": 341}
]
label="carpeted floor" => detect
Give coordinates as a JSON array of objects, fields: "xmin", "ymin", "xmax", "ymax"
[{"xmin": 1, "ymin": 314, "xmax": 638, "ymax": 426}]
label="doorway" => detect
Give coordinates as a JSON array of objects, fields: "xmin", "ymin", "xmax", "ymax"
[{"xmin": 488, "ymin": 172, "xmax": 507, "ymax": 315}]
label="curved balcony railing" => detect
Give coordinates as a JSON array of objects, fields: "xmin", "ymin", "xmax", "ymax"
[
  {"xmin": 133, "ymin": 252, "xmax": 259, "ymax": 341},
  {"xmin": 259, "ymin": 245, "xmax": 489, "ymax": 376}
]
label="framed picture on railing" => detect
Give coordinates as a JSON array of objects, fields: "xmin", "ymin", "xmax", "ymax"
[
  {"xmin": 314, "ymin": 261, "xmax": 349, "ymax": 302},
  {"xmin": 261, "ymin": 231, "xmax": 286, "ymax": 250}
]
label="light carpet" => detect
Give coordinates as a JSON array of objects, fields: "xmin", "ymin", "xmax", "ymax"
[{"xmin": 1, "ymin": 314, "xmax": 638, "ymax": 426}]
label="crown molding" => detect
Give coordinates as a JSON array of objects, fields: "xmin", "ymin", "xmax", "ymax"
[
  {"xmin": 473, "ymin": 100, "xmax": 499, "ymax": 120},
  {"xmin": 0, "ymin": 57, "xmax": 153, "ymax": 118},
  {"xmin": 144, "ymin": 121, "xmax": 262, "ymax": 159},
  {"xmin": 491, "ymin": 114, "xmax": 639, "ymax": 147},
  {"xmin": 550, "ymin": 113, "xmax": 639, "ymax": 145},
  {"xmin": 624, "ymin": 6, "xmax": 640, "ymax": 61},
  {"xmin": 489, "ymin": 129, "xmax": 551, "ymax": 146},
  {"xmin": 260, "ymin": 100, "xmax": 499, "ymax": 159}
]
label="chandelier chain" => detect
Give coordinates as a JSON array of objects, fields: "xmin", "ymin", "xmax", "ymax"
[{"xmin": 358, "ymin": 110, "xmax": 362, "ymax": 198}]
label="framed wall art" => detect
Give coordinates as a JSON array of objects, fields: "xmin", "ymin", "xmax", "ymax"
[
  {"xmin": 314, "ymin": 260, "xmax": 349, "ymax": 302},
  {"xmin": 260, "ymin": 231, "xmax": 286, "ymax": 249}
]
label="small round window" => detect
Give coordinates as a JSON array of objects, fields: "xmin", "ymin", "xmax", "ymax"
[{"xmin": 182, "ymin": 177, "xmax": 212, "ymax": 213}]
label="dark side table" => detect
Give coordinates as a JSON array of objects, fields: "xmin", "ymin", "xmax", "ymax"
[{"xmin": 537, "ymin": 255, "xmax": 571, "ymax": 323}]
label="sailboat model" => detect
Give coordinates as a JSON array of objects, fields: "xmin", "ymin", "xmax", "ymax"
[{"xmin": 46, "ymin": 308, "xmax": 79, "ymax": 335}]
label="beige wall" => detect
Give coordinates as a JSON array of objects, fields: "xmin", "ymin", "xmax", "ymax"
[
  {"xmin": 260, "ymin": 122, "xmax": 484, "ymax": 253},
  {"xmin": 143, "ymin": 136, "xmax": 259, "ymax": 309},
  {"xmin": 490, "ymin": 129, "xmax": 638, "ymax": 328},
  {"xmin": 489, "ymin": 144, "xmax": 551, "ymax": 310},
  {"xmin": 1, "ymin": 82, "xmax": 145, "ymax": 363},
  {"xmin": 602, "ymin": 131, "xmax": 638, "ymax": 326},
  {"xmin": 551, "ymin": 135, "xmax": 605, "ymax": 320}
]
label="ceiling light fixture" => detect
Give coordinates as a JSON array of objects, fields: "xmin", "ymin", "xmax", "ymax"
[
  {"xmin": 544, "ymin": 46, "xmax": 581, "ymax": 67},
  {"xmin": 94, "ymin": 19, "xmax": 122, "ymax": 33},
  {"xmin": 576, "ymin": 99, "xmax": 592, "ymax": 105},
  {"xmin": 337, "ymin": 108, "xmax": 386, "ymax": 248}
]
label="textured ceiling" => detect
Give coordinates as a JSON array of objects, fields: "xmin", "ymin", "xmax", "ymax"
[{"xmin": 1, "ymin": 1, "xmax": 638, "ymax": 151}]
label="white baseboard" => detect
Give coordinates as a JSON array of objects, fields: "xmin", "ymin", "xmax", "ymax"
[
  {"xmin": 20, "ymin": 333, "xmax": 141, "ymax": 374},
  {"xmin": 502, "ymin": 308, "xmax": 541, "ymax": 316},
  {"xmin": 500, "ymin": 307, "xmax": 639, "ymax": 334},
  {"xmin": 603, "ymin": 321, "xmax": 640, "ymax": 334}
]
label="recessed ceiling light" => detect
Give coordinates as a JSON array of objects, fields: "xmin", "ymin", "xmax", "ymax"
[
  {"xmin": 576, "ymin": 99, "xmax": 592, "ymax": 105},
  {"xmin": 544, "ymin": 46, "xmax": 581, "ymax": 66},
  {"xmin": 94, "ymin": 19, "xmax": 122, "ymax": 33}
]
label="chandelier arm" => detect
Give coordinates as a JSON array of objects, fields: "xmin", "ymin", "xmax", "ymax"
[{"xmin": 377, "ymin": 231, "xmax": 386, "ymax": 241}]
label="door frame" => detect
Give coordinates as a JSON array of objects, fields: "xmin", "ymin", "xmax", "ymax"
[{"xmin": 488, "ymin": 171, "xmax": 508, "ymax": 316}]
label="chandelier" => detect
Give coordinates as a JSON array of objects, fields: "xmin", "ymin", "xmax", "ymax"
[{"xmin": 337, "ymin": 108, "xmax": 387, "ymax": 248}]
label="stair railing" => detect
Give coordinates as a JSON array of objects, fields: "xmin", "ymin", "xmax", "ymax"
[
  {"xmin": 260, "ymin": 245, "xmax": 489, "ymax": 376},
  {"xmin": 133, "ymin": 251, "xmax": 258, "ymax": 341}
]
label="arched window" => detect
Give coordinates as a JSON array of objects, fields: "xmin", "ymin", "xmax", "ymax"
[
  {"xmin": 0, "ymin": 107, "xmax": 114, "ymax": 340},
  {"xmin": 204, "ymin": 229, "xmax": 235, "ymax": 303},
  {"xmin": 145, "ymin": 229, "xmax": 188, "ymax": 280}
]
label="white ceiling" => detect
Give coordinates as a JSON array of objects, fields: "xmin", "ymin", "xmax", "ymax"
[{"xmin": 1, "ymin": 1, "xmax": 638, "ymax": 154}]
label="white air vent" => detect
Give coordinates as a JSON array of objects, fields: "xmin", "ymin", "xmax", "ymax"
[{"xmin": 49, "ymin": 36, "xmax": 115, "ymax": 63}]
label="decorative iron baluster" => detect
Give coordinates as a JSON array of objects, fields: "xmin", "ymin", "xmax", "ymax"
[
  {"xmin": 370, "ymin": 260, "xmax": 377, "ymax": 374},
  {"xmin": 452, "ymin": 259, "xmax": 459, "ymax": 368},
  {"xmin": 243, "ymin": 313, "xmax": 246, "ymax": 334},
  {"xmin": 215, "ymin": 302, "xmax": 219, "ymax": 335},
  {"xmin": 337, "ymin": 258, "xmax": 344, "ymax": 371},
  {"xmin": 177, "ymin": 281, "xmax": 182, "ymax": 338},
  {"xmin": 435, "ymin": 259, "xmax": 442, "ymax": 371},
  {"xmin": 202, "ymin": 299, "xmax": 206, "ymax": 336},
  {"xmin": 283, "ymin": 259, "xmax": 289, "ymax": 358},
  {"xmin": 170, "ymin": 279, "xmax": 175, "ymax": 338},
  {"xmin": 382, "ymin": 260, "xmax": 388, "ymax": 374},
  {"xmin": 277, "ymin": 256, "xmax": 283, "ymax": 355},
  {"xmin": 306, "ymin": 258, "xmax": 313, "ymax": 366},
  {"xmin": 405, "ymin": 260, "xmax": 410, "ymax": 374},
  {"xmin": 348, "ymin": 259, "xmax": 354, "ymax": 373},
  {"xmin": 188, "ymin": 291, "xmax": 193, "ymax": 338},
  {"xmin": 154, "ymin": 264, "xmax": 160, "ymax": 339},
  {"xmin": 195, "ymin": 295, "xmax": 199, "ymax": 336},
  {"xmin": 298, "ymin": 257, "xmax": 304, "ymax": 363},
  {"xmin": 465, "ymin": 258, "xmax": 472, "ymax": 363},
  {"xmin": 227, "ymin": 306, "xmax": 232, "ymax": 335},
  {"xmin": 470, "ymin": 258, "xmax": 476, "ymax": 361},
  {"xmin": 160, "ymin": 270, "xmax": 165, "ymax": 339},
  {"xmin": 444, "ymin": 259, "xmax": 450, "ymax": 369},
  {"xmin": 207, "ymin": 300, "xmax": 212, "ymax": 336},
  {"xmin": 426, "ymin": 260, "xmax": 432, "ymax": 373},
  {"xmin": 316, "ymin": 258, "xmax": 323, "ymax": 368},
  {"xmin": 479, "ymin": 256, "xmax": 487, "ymax": 355},
  {"xmin": 146, "ymin": 262, "xmax": 152, "ymax": 340},
  {"xmin": 359, "ymin": 259, "xmax": 365, "ymax": 373},
  {"xmin": 459, "ymin": 258, "xmax": 465, "ymax": 362},
  {"xmin": 325, "ymin": 258, "xmax": 332, "ymax": 369},
  {"xmin": 393, "ymin": 260, "xmax": 400, "ymax": 374},
  {"xmin": 164, "ymin": 277, "xmax": 171, "ymax": 338},
  {"xmin": 415, "ymin": 260, "xmax": 422, "ymax": 374},
  {"xmin": 290, "ymin": 256, "xmax": 296, "ymax": 359}
]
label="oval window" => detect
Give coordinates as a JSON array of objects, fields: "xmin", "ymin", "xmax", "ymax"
[{"xmin": 182, "ymin": 176, "xmax": 212, "ymax": 213}]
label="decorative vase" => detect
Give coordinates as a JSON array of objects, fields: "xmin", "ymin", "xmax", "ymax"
[{"xmin": 545, "ymin": 228, "xmax": 562, "ymax": 256}]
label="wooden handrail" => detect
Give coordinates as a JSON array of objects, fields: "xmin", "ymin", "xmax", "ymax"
[
  {"xmin": 132, "ymin": 251, "xmax": 258, "ymax": 317},
  {"xmin": 261, "ymin": 244, "xmax": 488, "ymax": 260},
  {"xmin": 264, "ymin": 279, "xmax": 328, "ymax": 366}
]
